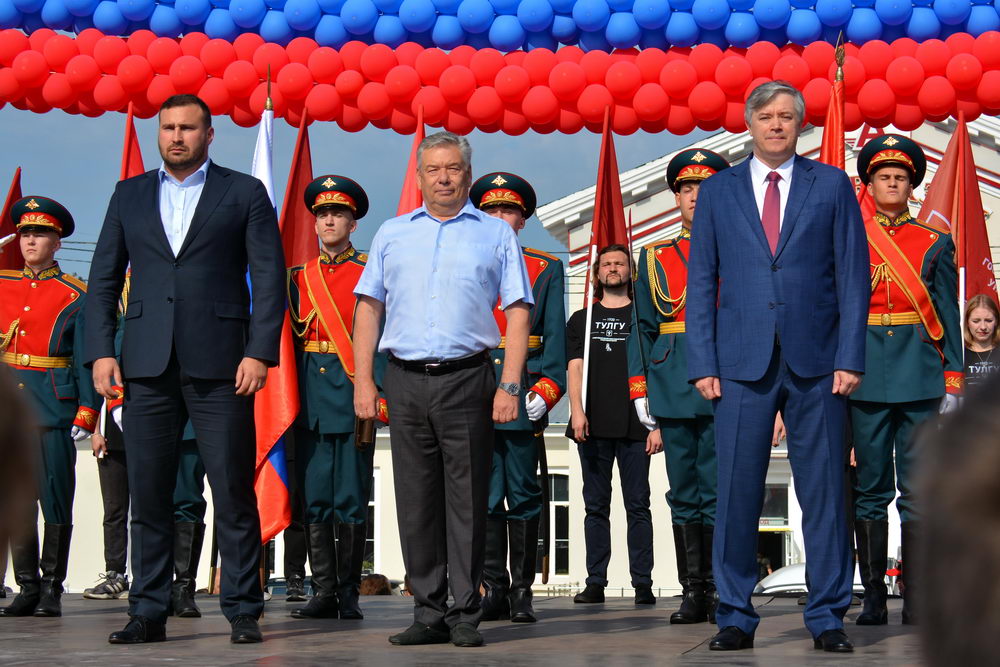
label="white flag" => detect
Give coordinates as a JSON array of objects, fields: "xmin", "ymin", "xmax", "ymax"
[{"xmin": 251, "ymin": 108, "xmax": 275, "ymax": 209}]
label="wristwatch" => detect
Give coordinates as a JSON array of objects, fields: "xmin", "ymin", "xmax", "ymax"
[{"xmin": 499, "ymin": 382, "xmax": 521, "ymax": 396}]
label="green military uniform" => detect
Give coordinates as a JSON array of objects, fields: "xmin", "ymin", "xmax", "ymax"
[
  {"xmin": 471, "ymin": 172, "xmax": 567, "ymax": 624},
  {"xmin": 0, "ymin": 197, "xmax": 98, "ymax": 618},
  {"xmin": 630, "ymin": 149, "xmax": 730, "ymax": 624},
  {"xmin": 850, "ymin": 134, "xmax": 963, "ymax": 626},
  {"xmin": 287, "ymin": 175, "xmax": 386, "ymax": 621}
]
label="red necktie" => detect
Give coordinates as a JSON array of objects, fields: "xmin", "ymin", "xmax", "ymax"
[{"xmin": 762, "ymin": 171, "xmax": 781, "ymax": 254}]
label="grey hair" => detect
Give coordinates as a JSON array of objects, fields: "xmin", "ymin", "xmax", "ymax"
[
  {"xmin": 417, "ymin": 131, "xmax": 472, "ymax": 169},
  {"xmin": 744, "ymin": 80, "xmax": 805, "ymax": 126}
]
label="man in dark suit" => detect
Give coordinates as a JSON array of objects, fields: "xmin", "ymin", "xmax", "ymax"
[
  {"xmin": 86, "ymin": 94, "xmax": 285, "ymax": 645},
  {"xmin": 686, "ymin": 81, "xmax": 870, "ymax": 653}
]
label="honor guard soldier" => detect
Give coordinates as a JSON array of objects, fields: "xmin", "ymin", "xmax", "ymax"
[
  {"xmin": 630, "ymin": 149, "xmax": 730, "ymax": 624},
  {"xmin": 852, "ymin": 135, "xmax": 962, "ymax": 626},
  {"xmin": 0, "ymin": 196, "xmax": 98, "ymax": 618},
  {"xmin": 287, "ymin": 175, "xmax": 387, "ymax": 621},
  {"xmin": 470, "ymin": 172, "xmax": 566, "ymax": 624}
]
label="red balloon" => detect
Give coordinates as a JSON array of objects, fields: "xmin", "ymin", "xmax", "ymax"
[
  {"xmin": 555, "ymin": 45, "xmax": 584, "ymax": 63},
  {"xmin": 523, "ymin": 49, "xmax": 557, "ymax": 86},
  {"xmin": 469, "ymin": 48, "xmax": 505, "ymax": 85},
  {"xmin": 837, "ymin": 55, "xmax": 865, "ymax": 95},
  {"xmin": 180, "ymin": 33, "xmax": 209, "ymax": 57},
  {"xmin": 802, "ymin": 41, "xmax": 835, "ymax": 78},
  {"xmin": 131, "ymin": 99, "xmax": 158, "ymax": 118},
  {"xmin": 521, "ymin": 85, "xmax": 559, "ymax": 125},
  {"xmin": 689, "ymin": 43, "xmax": 723, "ymax": 82},
  {"xmin": 93, "ymin": 36, "xmax": 130, "ymax": 74},
  {"xmin": 147, "ymin": 37, "xmax": 182, "ymax": 75},
  {"xmin": 305, "ymin": 83, "xmax": 341, "ymax": 121},
  {"xmin": 612, "ymin": 104, "xmax": 639, "ymax": 135},
  {"xmin": 286, "ymin": 37, "xmax": 319, "ymax": 65},
  {"xmin": 504, "ymin": 50, "xmax": 526, "ymax": 66},
  {"xmin": 917, "ymin": 75, "xmax": 956, "ymax": 117},
  {"xmin": 715, "ymin": 56, "xmax": 752, "ymax": 96},
  {"xmin": 666, "ymin": 103, "xmax": 696, "ymax": 135},
  {"xmin": 844, "ymin": 101, "xmax": 863, "ymax": 131},
  {"xmin": 334, "ymin": 69, "xmax": 364, "ymax": 100},
  {"xmin": 360, "ymin": 44, "xmax": 397, "ymax": 82},
  {"xmin": 977, "ymin": 70, "xmax": 1000, "ymax": 110},
  {"xmin": 0, "ymin": 68, "xmax": 22, "ymax": 101},
  {"xmin": 308, "ymin": 47, "xmax": 343, "ymax": 84},
  {"xmin": 339, "ymin": 41, "xmax": 367, "ymax": 72},
  {"xmin": 501, "ymin": 109, "xmax": 529, "ymax": 136},
  {"xmin": 11, "ymin": 51, "xmax": 48, "ymax": 88},
  {"xmin": 688, "ymin": 81, "xmax": 726, "ymax": 122},
  {"xmin": 24, "ymin": 88, "xmax": 52, "ymax": 114},
  {"xmin": 64, "ymin": 55, "xmax": 101, "ymax": 91},
  {"xmin": 357, "ymin": 81, "xmax": 392, "ymax": 118},
  {"xmin": 558, "ymin": 108, "xmax": 585, "ymax": 134},
  {"xmin": 746, "ymin": 41, "xmax": 781, "ymax": 78},
  {"xmin": 723, "ymin": 100, "xmax": 745, "ymax": 133},
  {"xmin": 774, "ymin": 54, "xmax": 812, "ymax": 91},
  {"xmin": 395, "ymin": 42, "xmax": 423, "ymax": 67},
  {"xmin": 857, "ymin": 79, "xmax": 895, "ymax": 120},
  {"xmin": 75, "ymin": 28, "xmax": 103, "ymax": 57},
  {"xmin": 231, "ymin": 102, "xmax": 258, "ymax": 127},
  {"xmin": 439, "ymin": 65, "xmax": 476, "ymax": 104},
  {"xmin": 198, "ymin": 77, "xmax": 233, "ymax": 115},
  {"xmin": 858, "ymin": 40, "xmax": 892, "ymax": 79},
  {"xmin": 390, "ymin": 108, "xmax": 418, "ymax": 135},
  {"xmin": 635, "ymin": 49, "xmax": 668, "ymax": 83},
  {"xmin": 915, "ymin": 39, "xmax": 950, "ymax": 77},
  {"xmin": 891, "ymin": 101, "xmax": 923, "ymax": 131},
  {"xmin": 414, "ymin": 49, "xmax": 451, "ymax": 85},
  {"xmin": 233, "ymin": 33, "xmax": 264, "ymax": 62},
  {"xmin": 891, "ymin": 37, "xmax": 918, "ymax": 58},
  {"xmin": 633, "ymin": 82, "xmax": 669, "ymax": 121},
  {"xmin": 660, "ymin": 60, "xmax": 697, "ymax": 99},
  {"xmin": 41, "ymin": 73, "xmax": 75, "ymax": 108},
  {"xmin": 449, "ymin": 44, "xmax": 476, "ymax": 67},
  {"xmin": 285, "ymin": 103, "xmax": 305, "ymax": 128},
  {"xmin": 43, "ymin": 35, "xmax": 78, "ymax": 73},
  {"xmin": 605, "ymin": 61, "xmax": 641, "ymax": 101},
  {"xmin": 93, "ymin": 75, "xmax": 128, "ymax": 111},
  {"xmin": 200, "ymin": 39, "xmax": 237, "ymax": 78},
  {"xmin": 338, "ymin": 104, "xmax": 368, "ymax": 132},
  {"xmin": 0, "ymin": 30, "xmax": 29, "ymax": 67},
  {"xmin": 276, "ymin": 62, "xmax": 312, "ymax": 99},
  {"xmin": 802, "ymin": 77, "xmax": 830, "ymax": 122},
  {"xmin": 253, "ymin": 43, "xmax": 289, "ymax": 79},
  {"xmin": 384, "ymin": 65, "xmax": 420, "ymax": 102},
  {"xmin": 146, "ymin": 75, "xmax": 177, "ymax": 107},
  {"xmin": 445, "ymin": 110, "xmax": 474, "ymax": 135},
  {"xmin": 223, "ymin": 60, "xmax": 259, "ymax": 97},
  {"xmin": 577, "ymin": 83, "xmax": 613, "ymax": 123},
  {"xmin": 946, "ymin": 53, "xmax": 982, "ymax": 91},
  {"xmin": 885, "ymin": 56, "xmax": 923, "ymax": 97},
  {"xmin": 127, "ymin": 30, "xmax": 156, "ymax": 57},
  {"xmin": 973, "ymin": 31, "xmax": 1000, "ymax": 70},
  {"xmin": 494, "ymin": 65, "xmax": 530, "ymax": 103},
  {"xmin": 580, "ymin": 50, "xmax": 610, "ymax": 84},
  {"xmin": 411, "ymin": 86, "xmax": 448, "ymax": 124},
  {"xmin": 249, "ymin": 81, "xmax": 286, "ymax": 116},
  {"xmin": 169, "ymin": 55, "xmax": 207, "ymax": 93},
  {"xmin": 549, "ymin": 61, "xmax": 586, "ymax": 101},
  {"xmin": 466, "ymin": 86, "xmax": 503, "ymax": 125},
  {"xmin": 945, "ymin": 32, "xmax": 975, "ymax": 55},
  {"xmin": 117, "ymin": 55, "xmax": 154, "ymax": 92},
  {"xmin": 27, "ymin": 29, "xmax": 55, "ymax": 53}
]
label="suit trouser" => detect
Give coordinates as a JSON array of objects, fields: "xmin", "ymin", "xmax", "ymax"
[
  {"xmin": 294, "ymin": 428, "xmax": 374, "ymax": 525},
  {"xmin": 488, "ymin": 430, "xmax": 542, "ymax": 521},
  {"xmin": 123, "ymin": 352, "xmax": 263, "ymax": 624},
  {"xmin": 714, "ymin": 346, "xmax": 852, "ymax": 637},
  {"xmin": 172, "ymin": 439, "xmax": 207, "ymax": 524},
  {"xmin": 384, "ymin": 359, "xmax": 494, "ymax": 628},
  {"xmin": 660, "ymin": 416, "xmax": 717, "ymax": 526},
  {"xmin": 577, "ymin": 437, "xmax": 653, "ymax": 588},
  {"xmin": 96, "ymin": 448, "xmax": 129, "ymax": 573}
]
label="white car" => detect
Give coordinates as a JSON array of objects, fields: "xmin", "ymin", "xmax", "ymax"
[{"xmin": 753, "ymin": 562, "xmax": 899, "ymax": 596}]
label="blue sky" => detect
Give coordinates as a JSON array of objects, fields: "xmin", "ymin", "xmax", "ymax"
[{"xmin": 0, "ymin": 106, "xmax": 707, "ymax": 276}]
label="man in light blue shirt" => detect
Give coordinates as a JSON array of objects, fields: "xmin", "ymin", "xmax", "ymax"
[
  {"xmin": 353, "ymin": 132, "xmax": 532, "ymax": 648},
  {"xmin": 158, "ymin": 158, "xmax": 209, "ymax": 257}
]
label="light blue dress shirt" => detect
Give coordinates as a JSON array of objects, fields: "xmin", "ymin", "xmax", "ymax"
[
  {"xmin": 158, "ymin": 159, "xmax": 210, "ymax": 256},
  {"xmin": 354, "ymin": 201, "xmax": 534, "ymax": 361}
]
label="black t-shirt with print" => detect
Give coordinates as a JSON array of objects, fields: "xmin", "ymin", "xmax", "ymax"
[{"xmin": 964, "ymin": 346, "xmax": 1000, "ymax": 395}]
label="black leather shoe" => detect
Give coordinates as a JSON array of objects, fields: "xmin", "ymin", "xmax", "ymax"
[
  {"xmin": 709, "ymin": 626, "xmax": 754, "ymax": 651},
  {"xmin": 634, "ymin": 585, "xmax": 657, "ymax": 605},
  {"xmin": 573, "ymin": 584, "xmax": 605, "ymax": 603},
  {"xmin": 450, "ymin": 622, "xmax": 484, "ymax": 647},
  {"xmin": 230, "ymin": 615, "xmax": 263, "ymax": 644},
  {"xmin": 388, "ymin": 622, "xmax": 451, "ymax": 645},
  {"xmin": 813, "ymin": 629, "xmax": 854, "ymax": 653},
  {"xmin": 108, "ymin": 616, "xmax": 166, "ymax": 644},
  {"xmin": 0, "ymin": 593, "xmax": 39, "ymax": 617},
  {"xmin": 285, "ymin": 574, "xmax": 308, "ymax": 602}
]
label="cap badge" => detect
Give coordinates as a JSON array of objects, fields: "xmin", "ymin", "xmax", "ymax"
[
  {"xmin": 883, "ymin": 137, "xmax": 899, "ymax": 146},
  {"xmin": 691, "ymin": 152, "xmax": 707, "ymax": 162},
  {"xmin": 25, "ymin": 199, "xmax": 39, "ymax": 210},
  {"xmin": 322, "ymin": 178, "xmax": 336, "ymax": 188},
  {"xmin": 491, "ymin": 174, "xmax": 508, "ymax": 186}
]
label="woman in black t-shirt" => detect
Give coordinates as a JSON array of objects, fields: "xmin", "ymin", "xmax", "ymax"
[{"xmin": 963, "ymin": 294, "xmax": 1000, "ymax": 394}]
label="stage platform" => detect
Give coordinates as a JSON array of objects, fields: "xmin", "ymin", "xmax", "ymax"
[{"xmin": 0, "ymin": 594, "xmax": 921, "ymax": 666}]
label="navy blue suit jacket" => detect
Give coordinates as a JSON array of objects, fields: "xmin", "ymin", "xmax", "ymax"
[
  {"xmin": 686, "ymin": 154, "xmax": 869, "ymax": 383},
  {"xmin": 85, "ymin": 163, "xmax": 285, "ymax": 381}
]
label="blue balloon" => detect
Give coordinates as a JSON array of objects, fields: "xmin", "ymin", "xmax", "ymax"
[
  {"xmin": 633, "ymin": 0, "xmax": 669, "ymax": 27},
  {"xmin": 670, "ymin": 0, "xmax": 694, "ymax": 11},
  {"xmin": 874, "ymin": 0, "xmax": 911, "ymax": 24},
  {"xmin": 93, "ymin": 0, "xmax": 128, "ymax": 31},
  {"xmin": 211, "ymin": 0, "xmax": 229, "ymax": 5},
  {"xmin": 316, "ymin": 0, "xmax": 343, "ymax": 11},
  {"xmin": 638, "ymin": 24, "xmax": 667, "ymax": 45},
  {"xmin": 968, "ymin": 4, "xmax": 1000, "ymax": 33},
  {"xmin": 607, "ymin": 0, "xmax": 631, "ymax": 10},
  {"xmin": 572, "ymin": 0, "xmax": 610, "ymax": 30},
  {"xmin": 692, "ymin": 0, "xmax": 729, "ymax": 29},
  {"xmin": 400, "ymin": 0, "xmax": 436, "ymax": 30},
  {"xmin": 665, "ymin": 9, "xmax": 699, "ymax": 44},
  {"xmin": 41, "ymin": 0, "xmax": 73, "ymax": 25},
  {"xmin": 551, "ymin": 11, "xmax": 578, "ymax": 38},
  {"xmin": 63, "ymin": 0, "xmax": 95, "ymax": 15},
  {"xmin": 786, "ymin": 7, "xmax": 820, "ymax": 41},
  {"xmin": 906, "ymin": 5, "xmax": 940, "ymax": 37},
  {"xmin": 314, "ymin": 13, "xmax": 350, "ymax": 44},
  {"xmin": 431, "ymin": 13, "xmax": 465, "ymax": 45},
  {"xmin": 853, "ymin": 0, "xmax": 874, "ymax": 6},
  {"xmin": 457, "ymin": 0, "xmax": 493, "ymax": 32},
  {"xmin": 204, "ymin": 6, "xmax": 239, "ymax": 36},
  {"xmin": 700, "ymin": 25, "xmax": 728, "ymax": 44},
  {"xmin": 432, "ymin": 0, "xmax": 460, "ymax": 12},
  {"xmin": 372, "ymin": 13, "xmax": 407, "ymax": 44},
  {"xmin": 150, "ymin": 4, "xmax": 183, "ymax": 33},
  {"xmin": 72, "ymin": 13, "xmax": 94, "ymax": 28},
  {"xmin": 758, "ymin": 24, "xmax": 784, "ymax": 41},
  {"xmin": 489, "ymin": 0, "xmax": 516, "ymax": 14},
  {"xmin": 22, "ymin": 9, "xmax": 45, "ymax": 29},
  {"xmin": 261, "ymin": 7, "xmax": 294, "ymax": 40},
  {"xmin": 517, "ymin": 0, "xmax": 553, "ymax": 31},
  {"xmin": 753, "ymin": 0, "xmax": 790, "ymax": 28},
  {"xmin": 118, "ymin": 0, "xmax": 155, "ymax": 21},
  {"xmin": 846, "ymin": 6, "xmax": 881, "ymax": 39},
  {"xmin": 465, "ymin": 27, "xmax": 492, "ymax": 45},
  {"xmin": 815, "ymin": 0, "xmax": 851, "ymax": 24},
  {"xmin": 373, "ymin": 0, "xmax": 399, "ymax": 10},
  {"xmin": 175, "ymin": 0, "xmax": 211, "ymax": 23},
  {"xmin": 0, "ymin": 0, "xmax": 23, "ymax": 27},
  {"xmin": 340, "ymin": 0, "xmax": 378, "ymax": 33},
  {"xmin": 284, "ymin": 0, "xmax": 320, "ymax": 28},
  {"xmin": 11, "ymin": 0, "xmax": 42, "ymax": 14},
  {"xmin": 934, "ymin": 0, "xmax": 970, "ymax": 23},
  {"xmin": 489, "ymin": 13, "xmax": 525, "ymax": 48},
  {"xmin": 789, "ymin": 0, "xmax": 811, "ymax": 8},
  {"xmin": 578, "ymin": 25, "xmax": 611, "ymax": 49},
  {"xmin": 526, "ymin": 27, "xmax": 558, "ymax": 47},
  {"xmin": 605, "ymin": 10, "xmax": 641, "ymax": 45},
  {"xmin": 911, "ymin": 0, "xmax": 931, "ymax": 6},
  {"xmin": 728, "ymin": 0, "xmax": 751, "ymax": 11},
  {"xmin": 724, "ymin": 10, "xmax": 758, "ymax": 44},
  {"xmin": 229, "ymin": 0, "xmax": 265, "ymax": 26},
  {"xmin": 547, "ymin": 0, "xmax": 571, "ymax": 13}
]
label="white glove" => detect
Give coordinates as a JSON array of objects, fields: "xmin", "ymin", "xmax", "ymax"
[
  {"xmin": 70, "ymin": 426, "xmax": 91, "ymax": 441},
  {"xmin": 111, "ymin": 405, "xmax": 123, "ymax": 431},
  {"xmin": 939, "ymin": 394, "xmax": 960, "ymax": 414},
  {"xmin": 634, "ymin": 398, "xmax": 657, "ymax": 431},
  {"xmin": 525, "ymin": 393, "xmax": 548, "ymax": 422}
]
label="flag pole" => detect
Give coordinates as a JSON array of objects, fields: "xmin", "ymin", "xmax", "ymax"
[{"xmin": 581, "ymin": 243, "xmax": 598, "ymax": 409}]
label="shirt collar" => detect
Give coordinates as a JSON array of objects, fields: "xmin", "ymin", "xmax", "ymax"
[
  {"xmin": 23, "ymin": 262, "xmax": 60, "ymax": 280},
  {"xmin": 408, "ymin": 200, "xmax": 481, "ymax": 223},
  {"xmin": 749, "ymin": 154, "xmax": 796, "ymax": 185},
  {"xmin": 875, "ymin": 210, "xmax": 913, "ymax": 227},
  {"xmin": 158, "ymin": 158, "xmax": 211, "ymax": 187},
  {"xmin": 320, "ymin": 245, "xmax": 356, "ymax": 264}
]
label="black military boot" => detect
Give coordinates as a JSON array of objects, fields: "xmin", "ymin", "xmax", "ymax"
[
  {"xmin": 701, "ymin": 524, "xmax": 718, "ymax": 624},
  {"xmin": 670, "ymin": 524, "xmax": 707, "ymax": 624},
  {"xmin": 855, "ymin": 520, "xmax": 889, "ymax": 625},
  {"xmin": 34, "ymin": 524, "xmax": 72, "ymax": 617},
  {"xmin": 507, "ymin": 517, "xmax": 539, "ymax": 623},
  {"xmin": 480, "ymin": 518, "xmax": 510, "ymax": 621},
  {"xmin": 901, "ymin": 521, "xmax": 919, "ymax": 625},
  {"xmin": 171, "ymin": 522, "xmax": 206, "ymax": 618},
  {"xmin": 0, "ymin": 530, "xmax": 40, "ymax": 617},
  {"xmin": 291, "ymin": 524, "xmax": 339, "ymax": 619},
  {"xmin": 336, "ymin": 522, "xmax": 367, "ymax": 620}
]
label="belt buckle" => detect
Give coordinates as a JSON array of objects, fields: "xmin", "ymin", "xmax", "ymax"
[
  {"xmin": 880, "ymin": 313, "xmax": 891, "ymax": 326},
  {"xmin": 20, "ymin": 353, "xmax": 30, "ymax": 365},
  {"xmin": 424, "ymin": 362, "xmax": 441, "ymax": 374},
  {"xmin": 319, "ymin": 341, "xmax": 329, "ymax": 354}
]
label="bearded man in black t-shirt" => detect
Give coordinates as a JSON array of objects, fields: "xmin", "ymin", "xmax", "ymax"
[{"xmin": 566, "ymin": 243, "xmax": 661, "ymax": 605}]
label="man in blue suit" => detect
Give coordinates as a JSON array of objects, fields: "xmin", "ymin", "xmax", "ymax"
[{"xmin": 686, "ymin": 81, "xmax": 870, "ymax": 653}]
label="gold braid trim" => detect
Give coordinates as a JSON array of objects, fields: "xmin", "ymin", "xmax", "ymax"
[
  {"xmin": 646, "ymin": 247, "xmax": 686, "ymax": 318},
  {"xmin": 0, "ymin": 319, "xmax": 18, "ymax": 354},
  {"xmin": 870, "ymin": 262, "xmax": 890, "ymax": 292}
]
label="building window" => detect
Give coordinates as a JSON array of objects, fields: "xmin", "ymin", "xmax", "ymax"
[
  {"xmin": 759, "ymin": 484, "xmax": 789, "ymax": 527},
  {"xmin": 536, "ymin": 472, "xmax": 570, "ymax": 576}
]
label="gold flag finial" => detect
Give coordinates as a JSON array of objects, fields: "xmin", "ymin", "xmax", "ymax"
[
  {"xmin": 266, "ymin": 64, "xmax": 273, "ymax": 111},
  {"xmin": 834, "ymin": 31, "xmax": 845, "ymax": 82}
]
